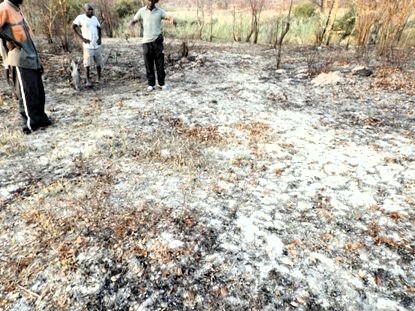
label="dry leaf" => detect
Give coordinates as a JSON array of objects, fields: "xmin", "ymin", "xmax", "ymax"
[
  {"xmin": 212, "ymin": 185, "xmax": 227, "ymax": 193},
  {"xmin": 220, "ymin": 287, "xmax": 228, "ymax": 297},
  {"xmin": 344, "ymin": 241, "xmax": 363, "ymax": 251},
  {"xmin": 20, "ymin": 256, "xmax": 33, "ymax": 267},
  {"xmin": 274, "ymin": 168, "xmax": 284, "ymax": 176},
  {"xmin": 388, "ymin": 212, "xmax": 402, "ymax": 220},
  {"xmin": 376, "ymin": 276, "xmax": 382, "ymax": 285},
  {"xmin": 375, "ymin": 236, "xmax": 398, "ymax": 248},
  {"xmin": 186, "ymin": 290, "xmax": 195, "ymax": 302}
]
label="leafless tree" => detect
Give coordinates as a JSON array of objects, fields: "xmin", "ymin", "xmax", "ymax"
[
  {"xmin": 196, "ymin": 0, "xmax": 205, "ymax": 39},
  {"xmin": 57, "ymin": 0, "xmax": 71, "ymax": 51},
  {"xmin": 316, "ymin": 0, "xmax": 339, "ymax": 45},
  {"xmin": 274, "ymin": 0, "xmax": 293, "ymax": 69},
  {"xmin": 246, "ymin": 0, "xmax": 265, "ymax": 43},
  {"xmin": 38, "ymin": 1, "xmax": 54, "ymax": 43},
  {"xmin": 232, "ymin": 5, "xmax": 242, "ymax": 42},
  {"xmin": 28, "ymin": 0, "xmax": 82, "ymax": 51},
  {"xmin": 208, "ymin": 0, "xmax": 214, "ymax": 42},
  {"xmin": 96, "ymin": 0, "xmax": 118, "ymax": 38}
]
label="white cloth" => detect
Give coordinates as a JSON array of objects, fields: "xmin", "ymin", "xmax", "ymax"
[{"xmin": 73, "ymin": 14, "xmax": 101, "ymax": 49}]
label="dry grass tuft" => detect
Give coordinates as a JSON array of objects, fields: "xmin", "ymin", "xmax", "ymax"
[
  {"xmin": 0, "ymin": 129, "xmax": 26, "ymax": 156},
  {"xmin": 372, "ymin": 65, "xmax": 415, "ymax": 94},
  {"xmin": 355, "ymin": 0, "xmax": 415, "ymax": 55},
  {"xmin": 173, "ymin": 120, "xmax": 224, "ymax": 145},
  {"xmin": 181, "ymin": 126, "xmax": 222, "ymax": 143},
  {"xmin": 137, "ymin": 130, "xmax": 204, "ymax": 172},
  {"xmin": 232, "ymin": 121, "xmax": 273, "ymax": 144}
]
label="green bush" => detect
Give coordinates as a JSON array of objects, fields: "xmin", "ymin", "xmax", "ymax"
[
  {"xmin": 334, "ymin": 5, "xmax": 356, "ymax": 39},
  {"xmin": 115, "ymin": 0, "xmax": 140, "ymax": 19},
  {"xmin": 293, "ymin": 1, "xmax": 319, "ymax": 20}
]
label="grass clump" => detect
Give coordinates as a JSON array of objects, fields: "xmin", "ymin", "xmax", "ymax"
[{"xmin": 0, "ymin": 129, "xmax": 26, "ymax": 157}]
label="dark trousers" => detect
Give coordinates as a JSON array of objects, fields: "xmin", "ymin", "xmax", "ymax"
[
  {"xmin": 12, "ymin": 66, "xmax": 49, "ymax": 131},
  {"xmin": 142, "ymin": 36, "xmax": 165, "ymax": 87}
]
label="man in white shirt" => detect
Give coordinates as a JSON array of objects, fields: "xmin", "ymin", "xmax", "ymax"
[
  {"xmin": 129, "ymin": 0, "xmax": 176, "ymax": 91},
  {"xmin": 72, "ymin": 3, "xmax": 103, "ymax": 86}
]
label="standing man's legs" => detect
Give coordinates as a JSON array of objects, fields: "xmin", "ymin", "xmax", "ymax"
[
  {"xmin": 84, "ymin": 48, "xmax": 92, "ymax": 86},
  {"xmin": 97, "ymin": 65, "xmax": 101, "ymax": 82},
  {"xmin": 94, "ymin": 47, "xmax": 103, "ymax": 82},
  {"xmin": 84, "ymin": 47, "xmax": 103, "ymax": 85},
  {"xmin": 154, "ymin": 37, "xmax": 165, "ymax": 87},
  {"xmin": 13, "ymin": 66, "xmax": 51, "ymax": 133},
  {"xmin": 85, "ymin": 66, "xmax": 91, "ymax": 86},
  {"xmin": 143, "ymin": 42, "xmax": 156, "ymax": 87}
]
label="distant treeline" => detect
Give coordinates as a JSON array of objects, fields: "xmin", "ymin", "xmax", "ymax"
[{"xmin": 23, "ymin": 0, "xmax": 415, "ymax": 59}]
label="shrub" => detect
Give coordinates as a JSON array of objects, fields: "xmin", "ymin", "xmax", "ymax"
[
  {"xmin": 293, "ymin": 1, "xmax": 319, "ymax": 20},
  {"xmin": 115, "ymin": 0, "xmax": 140, "ymax": 19},
  {"xmin": 334, "ymin": 5, "xmax": 356, "ymax": 40}
]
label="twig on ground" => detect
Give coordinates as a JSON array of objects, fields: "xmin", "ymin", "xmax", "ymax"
[{"xmin": 17, "ymin": 284, "xmax": 40, "ymax": 298}]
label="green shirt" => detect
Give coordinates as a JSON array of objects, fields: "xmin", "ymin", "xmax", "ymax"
[{"xmin": 133, "ymin": 6, "xmax": 168, "ymax": 44}]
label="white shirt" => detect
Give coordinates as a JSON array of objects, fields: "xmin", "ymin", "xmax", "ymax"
[{"xmin": 73, "ymin": 14, "xmax": 101, "ymax": 49}]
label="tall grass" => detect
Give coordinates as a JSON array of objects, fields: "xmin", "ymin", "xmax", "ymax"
[
  {"xmin": 169, "ymin": 3, "xmax": 415, "ymax": 47},
  {"xmin": 355, "ymin": 0, "xmax": 415, "ymax": 55},
  {"xmin": 93, "ymin": 1, "xmax": 415, "ymax": 52},
  {"xmin": 401, "ymin": 17, "xmax": 415, "ymax": 46},
  {"xmin": 121, "ymin": 9, "xmax": 321, "ymax": 45},
  {"xmin": 23, "ymin": 0, "xmax": 415, "ymax": 56}
]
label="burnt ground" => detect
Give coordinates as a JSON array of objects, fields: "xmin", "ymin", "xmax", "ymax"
[{"xmin": 0, "ymin": 38, "xmax": 414, "ymax": 310}]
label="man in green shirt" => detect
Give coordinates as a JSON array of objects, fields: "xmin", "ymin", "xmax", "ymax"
[{"xmin": 129, "ymin": 0, "xmax": 176, "ymax": 91}]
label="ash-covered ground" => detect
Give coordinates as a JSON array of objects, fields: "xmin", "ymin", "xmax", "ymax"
[{"xmin": 0, "ymin": 38, "xmax": 414, "ymax": 310}]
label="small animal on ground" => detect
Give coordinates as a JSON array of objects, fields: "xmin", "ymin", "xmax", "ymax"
[{"xmin": 70, "ymin": 59, "xmax": 81, "ymax": 92}]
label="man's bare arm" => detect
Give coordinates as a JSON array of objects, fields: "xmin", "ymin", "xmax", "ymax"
[
  {"xmin": 72, "ymin": 24, "xmax": 90, "ymax": 44},
  {"xmin": 165, "ymin": 16, "xmax": 177, "ymax": 26}
]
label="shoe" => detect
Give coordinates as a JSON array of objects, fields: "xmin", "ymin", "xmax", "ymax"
[
  {"xmin": 158, "ymin": 84, "xmax": 169, "ymax": 91},
  {"xmin": 147, "ymin": 85, "xmax": 154, "ymax": 91},
  {"xmin": 39, "ymin": 118, "xmax": 53, "ymax": 127},
  {"xmin": 22, "ymin": 126, "xmax": 32, "ymax": 135},
  {"xmin": 86, "ymin": 80, "xmax": 92, "ymax": 87},
  {"xmin": 21, "ymin": 118, "xmax": 52, "ymax": 134}
]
